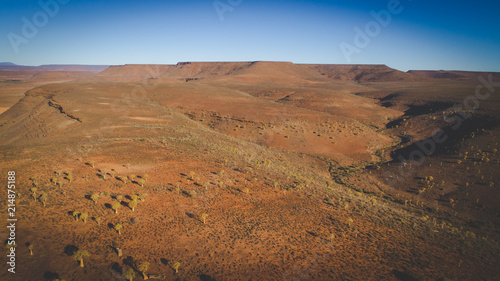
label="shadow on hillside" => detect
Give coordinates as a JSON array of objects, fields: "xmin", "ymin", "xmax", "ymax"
[
  {"xmin": 64, "ymin": 245, "xmax": 78, "ymax": 256},
  {"xmin": 199, "ymin": 274, "xmax": 217, "ymax": 281},
  {"xmin": 43, "ymin": 271, "xmax": 61, "ymax": 280},
  {"xmin": 390, "ymin": 114, "xmax": 498, "ymax": 160},
  {"xmin": 392, "ymin": 270, "xmax": 419, "ymax": 281},
  {"xmin": 404, "ymin": 101, "xmax": 455, "ymax": 117}
]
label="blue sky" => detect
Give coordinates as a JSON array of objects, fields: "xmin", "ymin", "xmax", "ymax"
[{"xmin": 1, "ymin": 0, "xmax": 499, "ymax": 71}]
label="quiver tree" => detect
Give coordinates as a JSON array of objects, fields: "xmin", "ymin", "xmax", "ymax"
[
  {"xmin": 30, "ymin": 188, "xmax": 37, "ymax": 201},
  {"xmin": 80, "ymin": 213, "xmax": 88, "ymax": 223},
  {"xmin": 112, "ymin": 241, "xmax": 122, "ymax": 257},
  {"xmin": 72, "ymin": 249, "xmax": 89, "ymax": 268},
  {"xmin": 172, "ymin": 262, "xmax": 181, "ymax": 274},
  {"xmin": 200, "ymin": 213, "xmax": 208, "ymax": 224},
  {"xmin": 138, "ymin": 261, "xmax": 150, "ymax": 280},
  {"xmin": 66, "ymin": 174, "xmax": 73, "ymax": 183},
  {"xmin": 28, "ymin": 244, "xmax": 34, "ymax": 255},
  {"xmin": 128, "ymin": 200, "xmax": 137, "ymax": 212},
  {"xmin": 51, "ymin": 177, "xmax": 58, "ymax": 186},
  {"xmin": 125, "ymin": 268, "xmax": 136, "ymax": 281},
  {"xmin": 131, "ymin": 194, "xmax": 139, "ymax": 201},
  {"xmin": 116, "ymin": 247, "xmax": 122, "ymax": 257},
  {"xmin": 142, "ymin": 174, "xmax": 149, "ymax": 181},
  {"xmin": 121, "ymin": 176, "xmax": 128, "ymax": 184},
  {"xmin": 72, "ymin": 211, "xmax": 80, "ymax": 221},
  {"xmin": 90, "ymin": 193, "xmax": 100, "ymax": 204},
  {"xmin": 203, "ymin": 181, "xmax": 209, "ymax": 190},
  {"xmin": 129, "ymin": 175, "xmax": 136, "ymax": 182},
  {"xmin": 89, "ymin": 160, "xmax": 95, "ymax": 168},
  {"xmin": 138, "ymin": 193, "xmax": 147, "ymax": 201},
  {"xmin": 116, "ymin": 195, "xmax": 123, "ymax": 202},
  {"xmin": 39, "ymin": 192, "xmax": 48, "ymax": 207},
  {"xmin": 112, "ymin": 202, "xmax": 120, "ymax": 214},
  {"xmin": 328, "ymin": 233, "xmax": 335, "ymax": 242},
  {"xmin": 96, "ymin": 217, "xmax": 102, "ymax": 225},
  {"xmin": 101, "ymin": 168, "xmax": 107, "ymax": 180},
  {"xmin": 138, "ymin": 179, "xmax": 146, "ymax": 187},
  {"xmin": 114, "ymin": 223, "xmax": 123, "ymax": 234}
]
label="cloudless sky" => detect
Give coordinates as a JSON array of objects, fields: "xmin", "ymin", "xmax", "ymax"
[{"xmin": 1, "ymin": 0, "xmax": 499, "ymax": 71}]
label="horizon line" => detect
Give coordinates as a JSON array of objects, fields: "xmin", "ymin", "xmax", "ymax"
[{"xmin": 1, "ymin": 61, "xmax": 500, "ymax": 73}]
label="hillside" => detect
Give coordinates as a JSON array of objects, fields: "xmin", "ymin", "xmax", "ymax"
[{"xmin": 0, "ymin": 63, "xmax": 499, "ymax": 280}]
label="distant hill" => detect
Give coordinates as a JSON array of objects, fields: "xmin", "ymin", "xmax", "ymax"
[
  {"xmin": 407, "ymin": 70, "xmax": 500, "ymax": 82},
  {"xmin": 0, "ymin": 63, "xmax": 109, "ymax": 73},
  {"xmin": 303, "ymin": 64, "xmax": 422, "ymax": 82},
  {"xmin": 29, "ymin": 71, "xmax": 95, "ymax": 81}
]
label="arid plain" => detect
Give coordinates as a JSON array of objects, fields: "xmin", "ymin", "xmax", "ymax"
[{"xmin": 0, "ymin": 62, "xmax": 499, "ymax": 280}]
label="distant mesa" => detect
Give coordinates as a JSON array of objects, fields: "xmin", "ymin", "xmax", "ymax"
[{"xmin": 95, "ymin": 61, "xmax": 414, "ymax": 83}]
